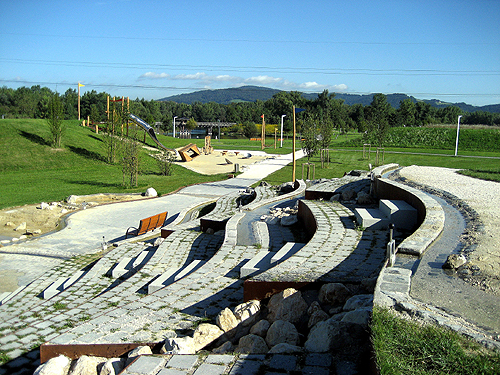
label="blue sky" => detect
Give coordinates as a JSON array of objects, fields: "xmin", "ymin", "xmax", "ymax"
[{"xmin": 1, "ymin": 0, "xmax": 499, "ymax": 106}]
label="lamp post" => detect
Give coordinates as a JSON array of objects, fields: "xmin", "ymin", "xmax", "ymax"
[
  {"xmin": 173, "ymin": 116, "xmax": 178, "ymax": 138},
  {"xmin": 454, "ymin": 115, "xmax": 462, "ymax": 156},
  {"xmin": 280, "ymin": 115, "xmax": 286, "ymax": 148}
]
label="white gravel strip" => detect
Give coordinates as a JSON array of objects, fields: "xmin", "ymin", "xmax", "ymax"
[{"xmin": 399, "ymin": 166, "xmax": 500, "ymax": 277}]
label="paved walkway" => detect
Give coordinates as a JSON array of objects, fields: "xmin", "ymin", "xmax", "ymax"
[{"xmin": 0, "ymin": 151, "xmax": 304, "ymax": 290}]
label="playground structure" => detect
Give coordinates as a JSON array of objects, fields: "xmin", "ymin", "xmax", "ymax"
[
  {"xmin": 177, "ymin": 143, "xmax": 201, "ymax": 162},
  {"xmin": 128, "ymin": 114, "xmax": 177, "ymax": 153},
  {"xmin": 203, "ymin": 136, "xmax": 213, "ymax": 155}
]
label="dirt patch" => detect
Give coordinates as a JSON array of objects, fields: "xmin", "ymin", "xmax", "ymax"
[{"xmin": 0, "ymin": 194, "xmax": 149, "ymax": 240}]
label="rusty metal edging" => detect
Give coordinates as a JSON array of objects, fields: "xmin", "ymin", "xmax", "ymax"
[{"xmin": 40, "ymin": 342, "xmax": 161, "ymax": 364}]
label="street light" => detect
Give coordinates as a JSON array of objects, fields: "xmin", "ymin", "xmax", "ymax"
[
  {"xmin": 173, "ymin": 116, "xmax": 178, "ymax": 138},
  {"xmin": 280, "ymin": 115, "xmax": 286, "ymax": 148},
  {"xmin": 454, "ymin": 115, "xmax": 463, "ymax": 156}
]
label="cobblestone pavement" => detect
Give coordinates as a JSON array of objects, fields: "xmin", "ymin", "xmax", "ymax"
[{"xmin": 0, "ymin": 175, "xmax": 388, "ymax": 375}]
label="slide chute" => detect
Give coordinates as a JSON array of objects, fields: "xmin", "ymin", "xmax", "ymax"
[{"xmin": 129, "ymin": 114, "xmax": 177, "ymax": 153}]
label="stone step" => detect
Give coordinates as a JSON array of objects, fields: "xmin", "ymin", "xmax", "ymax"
[
  {"xmin": 240, "ymin": 250, "xmax": 276, "ymax": 278},
  {"xmin": 379, "ymin": 199, "xmax": 417, "ymax": 231},
  {"xmin": 148, "ymin": 259, "xmax": 206, "ymax": 294},
  {"xmin": 43, "ymin": 277, "xmax": 69, "ymax": 299},
  {"xmin": 271, "ymin": 242, "xmax": 306, "ymax": 265},
  {"xmin": 111, "ymin": 256, "xmax": 134, "ymax": 278},
  {"xmin": 62, "ymin": 270, "xmax": 86, "ymax": 290},
  {"xmin": 0, "ymin": 285, "xmax": 27, "ymax": 305},
  {"xmin": 354, "ymin": 207, "xmax": 390, "ymax": 230}
]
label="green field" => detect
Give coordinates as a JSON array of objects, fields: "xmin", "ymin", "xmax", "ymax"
[{"xmin": 1, "ymin": 119, "xmax": 499, "ymax": 209}]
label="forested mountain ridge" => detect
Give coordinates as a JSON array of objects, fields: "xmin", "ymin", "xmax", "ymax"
[{"xmin": 160, "ymin": 85, "xmax": 500, "ymax": 113}]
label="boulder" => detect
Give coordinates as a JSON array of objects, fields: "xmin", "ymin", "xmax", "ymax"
[
  {"xmin": 216, "ymin": 307, "xmax": 240, "ymax": 333},
  {"xmin": 443, "ymin": 254, "xmax": 467, "ymax": 270},
  {"xmin": 233, "ymin": 300, "xmax": 260, "ymax": 326},
  {"xmin": 213, "ymin": 340, "xmax": 234, "ymax": 354},
  {"xmin": 343, "ymin": 294, "xmax": 373, "ymax": 311},
  {"xmin": 304, "ymin": 319, "xmax": 366, "ymax": 353},
  {"xmin": 128, "ymin": 345, "xmax": 152, "ymax": 358},
  {"xmin": 280, "ymin": 215, "xmax": 298, "ymax": 226},
  {"xmin": 307, "ymin": 301, "xmax": 322, "ymax": 315},
  {"xmin": 308, "ymin": 309, "xmax": 330, "ymax": 328},
  {"xmin": 250, "ymin": 319, "xmax": 270, "ymax": 337},
  {"xmin": 265, "ymin": 320, "xmax": 299, "ymax": 347},
  {"xmin": 40, "ymin": 202, "xmax": 50, "ymax": 210},
  {"xmin": 161, "ymin": 337, "xmax": 196, "ymax": 354},
  {"xmin": 341, "ymin": 307, "xmax": 372, "ymax": 327},
  {"xmin": 318, "ymin": 283, "xmax": 351, "ymax": 306},
  {"xmin": 356, "ymin": 191, "xmax": 373, "ymax": 205},
  {"xmin": 193, "ymin": 323, "xmax": 224, "ymax": 351},
  {"xmin": 100, "ymin": 358, "xmax": 125, "ymax": 375},
  {"xmin": 236, "ymin": 334, "xmax": 269, "ymax": 354},
  {"xmin": 68, "ymin": 355, "xmax": 107, "ymax": 375},
  {"xmin": 329, "ymin": 194, "xmax": 341, "ymax": 202},
  {"xmin": 34, "ymin": 355, "xmax": 71, "ymax": 375},
  {"xmin": 145, "ymin": 187, "xmax": 158, "ymax": 197},
  {"xmin": 341, "ymin": 189, "xmax": 356, "ymax": 201},
  {"xmin": 267, "ymin": 288, "xmax": 308, "ymax": 323}
]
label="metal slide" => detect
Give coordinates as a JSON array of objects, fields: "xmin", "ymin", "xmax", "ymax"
[{"xmin": 129, "ymin": 114, "xmax": 177, "ymax": 153}]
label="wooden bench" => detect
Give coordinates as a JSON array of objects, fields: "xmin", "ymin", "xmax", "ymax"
[{"xmin": 125, "ymin": 211, "xmax": 168, "ymax": 238}]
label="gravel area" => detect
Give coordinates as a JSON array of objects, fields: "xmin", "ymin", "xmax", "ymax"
[{"xmin": 397, "ymin": 165, "xmax": 500, "ymax": 295}]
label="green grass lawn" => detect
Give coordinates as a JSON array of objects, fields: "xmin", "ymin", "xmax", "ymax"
[
  {"xmin": 371, "ymin": 307, "xmax": 500, "ymax": 374},
  {"xmin": 1, "ymin": 119, "xmax": 499, "ymax": 209}
]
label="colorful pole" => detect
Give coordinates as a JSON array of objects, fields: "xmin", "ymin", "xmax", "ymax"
[
  {"xmin": 77, "ymin": 82, "xmax": 84, "ymax": 120},
  {"xmin": 292, "ymin": 106, "xmax": 296, "ymax": 181}
]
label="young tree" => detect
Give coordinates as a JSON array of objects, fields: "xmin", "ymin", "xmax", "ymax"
[
  {"xmin": 46, "ymin": 93, "xmax": 65, "ymax": 147},
  {"xmin": 121, "ymin": 130, "xmax": 140, "ymax": 188},
  {"xmin": 300, "ymin": 116, "xmax": 320, "ymax": 163}
]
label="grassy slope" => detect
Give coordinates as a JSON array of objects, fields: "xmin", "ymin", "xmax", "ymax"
[
  {"xmin": 0, "ymin": 120, "xmax": 228, "ymax": 209},
  {"xmin": 1, "ymin": 119, "xmax": 499, "ymax": 209}
]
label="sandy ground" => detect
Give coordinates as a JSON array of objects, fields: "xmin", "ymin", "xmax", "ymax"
[{"xmin": 172, "ymin": 149, "xmax": 270, "ymax": 175}]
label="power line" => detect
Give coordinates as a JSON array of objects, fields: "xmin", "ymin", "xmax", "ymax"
[
  {"xmin": 0, "ymin": 79, "xmax": 497, "ymax": 99},
  {"xmin": 2, "ymin": 32, "xmax": 499, "ymax": 46},
  {"xmin": 1, "ymin": 58, "xmax": 499, "ymax": 76}
]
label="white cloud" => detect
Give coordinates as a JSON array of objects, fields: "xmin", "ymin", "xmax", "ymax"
[
  {"xmin": 244, "ymin": 75, "xmax": 283, "ymax": 85},
  {"xmin": 139, "ymin": 72, "xmax": 170, "ymax": 79},
  {"xmin": 137, "ymin": 71, "xmax": 347, "ymax": 93}
]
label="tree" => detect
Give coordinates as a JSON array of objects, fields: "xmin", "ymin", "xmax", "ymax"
[
  {"xmin": 367, "ymin": 93, "xmax": 393, "ymax": 146},
  {"xmin": 242, "ymin": 121, "xmax": 258, "ymax": 139},
  {"xmin": 397, "ymin": 98, "xmax": 416, "ymax": 126},
  {"xmin": 300, "ymin": 115, "xmax": 320, "ymax": 163},
  {"xmin": 46, "ymin": 93, "xmax": 65, "ymax": 147}
]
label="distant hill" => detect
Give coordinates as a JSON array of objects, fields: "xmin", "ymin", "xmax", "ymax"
[{"xmin": 159, "ymin": 86, "xmax": 500, "ymax": 113}]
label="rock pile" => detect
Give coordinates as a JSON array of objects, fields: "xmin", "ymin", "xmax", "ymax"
[
  {"xmin": 34, "ymin": 285, "xmax": 375, "ymax": 374},
  {"xmin": 260, "ymin": 203, "xmax": 299, "ymax": 226}
]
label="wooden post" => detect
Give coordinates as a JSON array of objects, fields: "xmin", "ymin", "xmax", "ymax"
[
  {"xmin": 292, "ymin": 105, "xmax": 296, "ymax": 182},
  {"xmin": 77, "ymin": 83, "xmax": 81, "ymax": 120},
  {"xmin": 107, "ymin": 96, "xmax": 110, "ymax": 120}
]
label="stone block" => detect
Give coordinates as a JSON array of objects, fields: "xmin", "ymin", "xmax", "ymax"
[{"xmin": 240, "ymin": 251, "xmax": 276, "ymax": 278}]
